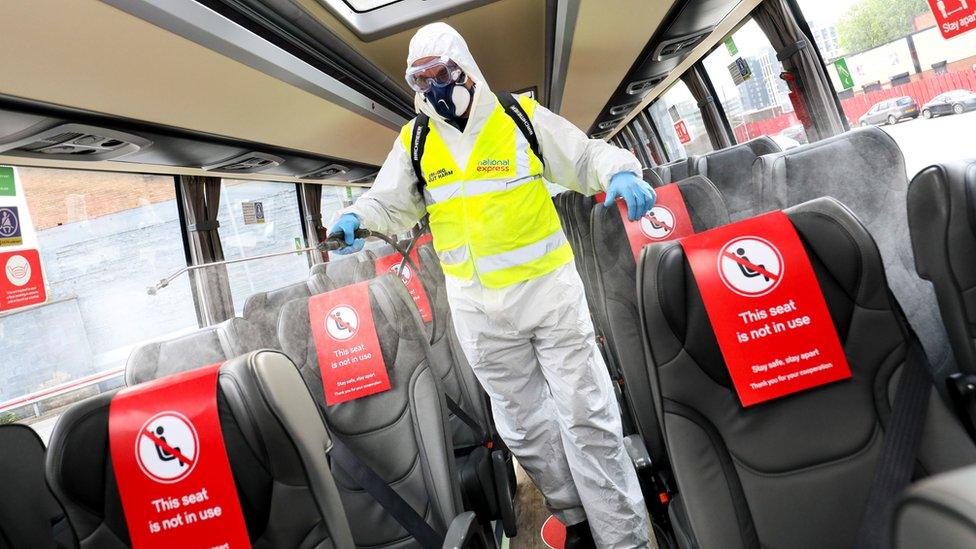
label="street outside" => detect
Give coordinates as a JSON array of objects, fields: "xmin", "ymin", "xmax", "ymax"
[{"xmin": 869, "ymin": 108, "xmax": 976, "ymax": 177}]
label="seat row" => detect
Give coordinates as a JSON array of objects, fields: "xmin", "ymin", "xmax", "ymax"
[
  {"xmin": 555, "ymin": 129, "xmax": 976, "ymax": 547},
  {"xmin": 2, "ymin": 237, "xmax": 515, "ymax": 548}
]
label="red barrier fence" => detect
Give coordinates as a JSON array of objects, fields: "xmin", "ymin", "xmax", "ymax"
[
  {"xmin": 839, "ymin": 69, "xmax": 976, "ymax": 123},
  {"xmin": 730, "ymin": 69, "xmax": 976, "ymax": 142}
]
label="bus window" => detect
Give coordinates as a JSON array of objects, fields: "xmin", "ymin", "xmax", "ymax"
[
  {"xmin": 703, "ymin": 18, "xmax": 806, "ymax": 149},
  {"xmin": 796, "ymin": 0, "xmax": 976, "ymax": 174},
  {"xmin": 1, "ymin": 168, "xmax": 196, "ymax": 437},
  {"xmin": 645, "ymin": 80, "xmax": 714, "ymax": 160},
  {"xmin": 218, "ymin": 179, "xmax": 308, "ymax": 315}
]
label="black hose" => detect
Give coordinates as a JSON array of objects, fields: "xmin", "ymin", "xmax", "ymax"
[{"xmin": 321, "ymin": 228, "xmax": 437, "ymax": 346}]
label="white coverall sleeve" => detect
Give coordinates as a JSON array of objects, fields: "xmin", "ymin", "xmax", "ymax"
[
  {"xmin": 336, "ymin": 137, "xmax": 426, "ymax": 235},
  {"xmin": 532, "ymin": 104, "xmax": 643, "ymax": 196}
]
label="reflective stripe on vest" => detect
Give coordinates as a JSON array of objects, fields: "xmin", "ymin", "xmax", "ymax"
[{"xmin": 401, "ymin": 95, "xmax": 572, "ymax": 288}]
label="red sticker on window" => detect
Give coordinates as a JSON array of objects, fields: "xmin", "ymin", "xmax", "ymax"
[
  {"xmin": 927, "ymin": 0, "xmax": 976, "ymax": 39},
  {"xmin": 374, "ymin": 251, "xmax": 433, "ymax": 323},
  {"xmin": 674, "ymin": 120, "xmax": 692, "ymax": 144},
  {"xmin": 109, "ymin": 363, "xmax": 251, "ymax": 548},
  {"xmin": 680, "ymin": 211, "xmax": 851, "ymax": 407},
  {"xmin": 0, "ymin": 248, "xmax": 46, "ymax": 311},
  {"xmin": 614, "ymin": 183, "xmax": 694, "ymax": 260},
  {"xmin": 308, "ymin": 282, "xmax": 391, "ymax": 405}
]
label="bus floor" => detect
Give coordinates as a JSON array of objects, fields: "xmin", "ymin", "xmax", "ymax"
[{"xmin": 512, "ymin": 462, "xmax": 551, "ymax": 549}]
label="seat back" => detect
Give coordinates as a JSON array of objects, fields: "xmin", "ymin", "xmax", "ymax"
[
  {"xmin": 124, "ymin": 317, "xmax": 260, "ymax": 386},
  {"xmin": 0, "ymin": 425, "xmax": 74, "ymax": 549},
  {"xmin": 692, "ymin": 136, "xmax": 780, "ymax": 220},
  {"xmin": 653, "ymin": 157, "xmax": 695, "ymax": 184},
  {"xmin": 591, "ymin": 175, "xmax": 729, "ymax": 464},
  {"xmin": 639, "ymin": 197, "xmax": 976, "ymax": 549},
  {"xmin": 895, "ymin": 464, "xmax": 976, "ymax": 549},
  {"xmin": 753, "ymin": 127, "xmax": 956, "ymax": 382},
  {"xmin": 242, "ymin": 278, "xmax": 331, "ymax": 348},
  {"xmin": 311, "ymin": 253, "xmax": 376, "ymax": 288},
  {"xmin": 907, "ymin": 160, "xmax": 976, "ymax": 371},
  {"xmin": 276, "ymin": 274, "xmax": 464, "ymax": 547},
  {"xmin": 642, "ymin": 168, "xmax": 665, "ymax": 187},
  {"xmin": 47, "ymin": 351, "xmax": 355, "ymax": 548}
]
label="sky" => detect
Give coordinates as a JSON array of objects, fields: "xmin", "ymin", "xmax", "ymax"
[{"xmin": 794, "ymin": 0, "xmax": 865, "ymax": 26}]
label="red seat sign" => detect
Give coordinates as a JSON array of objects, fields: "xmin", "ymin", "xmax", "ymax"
[
  {"xmin": 308, "ymin": 281, "xmax": 392, "ymax": 405},
  {"xmin": 109, "ymin": 363, "xmax": 251, "ymax": 548},
  {"xmin": 680, "ymin": 211, "xmax": 851, "ymax": 406},
  {"xmin": 928, "ymin": 0, "xmax": 976, "ymax": 39},
  {"xmin": 610, "ymin": 184, "xmax": 695, "ymax": 260},
  {"xmin": 374, "ymin": 250, "xmax": 433, "ymax": 323}
]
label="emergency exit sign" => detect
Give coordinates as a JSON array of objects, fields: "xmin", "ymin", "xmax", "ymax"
[
  {"xmin": 835, "ymin": 58, "xmax": 854, "ymax": 90},
  {"xmin": 724, "ymin": 37, "xmax": 738, "ymax": 56},
  {"xmin": 927, "ymin": 0, "xmax": 976, "ymax": 39},
  {"xmin": 0, "ymin": 167, "xmax": 14, "ymax": 196}
]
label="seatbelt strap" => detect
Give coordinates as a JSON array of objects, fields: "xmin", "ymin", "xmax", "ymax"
[
  {"xmin": 409, "ymin": 91, "xmax": 545, "ymax": 190},
  {"xmin": 444, "ymin": 394, "xmax": 490, "ymax": 446},
  {"xmin": 854, "ymin": 342, "xmax": 931, "ymax": 549},
  {"xmin": 330, "ymin": 436, "xmax": 445, "ymax": 549}
]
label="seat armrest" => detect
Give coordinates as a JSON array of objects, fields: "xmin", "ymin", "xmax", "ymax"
[
  {"xmin": 624, "ymin": 434, "xmax": 652, "ymax": 470},
  {"xmin": 894, "ymin": 464, "xmax": 976, "ymax": 549},
  {"xmin": 443, "ymin": 511, "xmax": 494, "ymax": 549}
]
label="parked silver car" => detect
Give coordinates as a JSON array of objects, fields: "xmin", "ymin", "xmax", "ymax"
[{"xmin": 858, "ymin": 96, "xmax": 919, "ymax": 126}]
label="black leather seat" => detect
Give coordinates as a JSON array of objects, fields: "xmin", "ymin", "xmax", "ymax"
[
  {"xmin": 692, "ymin": 136, "xmax": 780, "ymax": 220},
  {"xmin": 639, "ymin": 197, "xmax": 976, "ymax": 548},
  {"xmin": 47, "ymin": 351, "xmax": 356, "ymax": 548},
  {"xmin": 0, "ymin": 425, "xmax": 75, "ymax": 549},
  {"xmin": 753, "ymin": 127, "xmax": 956, "ymax": 386},
  {"xmin": 591, "ymin": 175, "xmax": 730, "ymax": 469},
  {"xmin": 906, "ymin": 159, "xmax": 976, "ymax": 372},
  {"xmin": 653, "ymin": 157, "xmax": 696, "ymax": 184},
  {"xmin": 276, "ymin": 274, "xmax": 480, "ymax": 546}
]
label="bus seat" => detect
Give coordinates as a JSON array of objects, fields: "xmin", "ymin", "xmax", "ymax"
[
  {"xmin": 692, "ymin": 136, "xmax": 780, "ymax": 220},
  {"xmin": 906, "ymin": 160, "xmax": 976, "ymax": 371},
  {"xmin": 591, "ymin": 175, "xmax": 729, "ymax": 467},
  {"xmin": 894, "ymin": 464, "xmax": 976, "ymax": 549},
  {"xmin": 0, "ymin": 425, "xmax": 75, "ymax": 549},
  {"xmin": 124, "ymin": 317, "xmax": 259, "ymax": 386},
  {"xmin": 276, "ymin": 274, "xmax": 472, "ymax": 545},
  {"xmin": 753, "ymin": 127, "xmax": 957, "ymax": 386},
  {"xmin": 46, "ymin": 351, "xmax": 356, "ymax": 548},
  {"xmin": 310, "ymin": 251, "xmax": 376, "ymax": 287},
  {"xmin": 642, "ymin": 168, "xmax": 665, "ymax": 187},
  {"xmin": 639, "ymin": 197, "xmax": 976, "ymax": 549},
  {"xmin": 653, "ymin": 157, "xmax": 696, "ymax": 184},
  {"xmin": 242, "ymin": 278, "xmax": 332, "ymax": 348}
]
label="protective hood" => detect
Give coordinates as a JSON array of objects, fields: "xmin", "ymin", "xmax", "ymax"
[{"xmin": 407, "ymin": 23, "xmax": 494, "ymax": 128}]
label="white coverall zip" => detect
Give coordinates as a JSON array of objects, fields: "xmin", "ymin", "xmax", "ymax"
[{"xmin": 339, "ymin": 23, "xmax": 652, "ymax": 549}]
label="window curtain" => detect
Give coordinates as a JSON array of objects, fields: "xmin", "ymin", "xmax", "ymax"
[
  {"xmin": 180, "ymin": 175, "xmax": 233, "ymax": 325},
  {"xmin": 300, "ymin": 183, "xmax": 326, "ymax": 264},
  {"xmin": 681, "ymin": 68, "xmax": 733, "ymax": 150},
  {"xmin": 753, "ymin": 0, "xmax": 847, "ymax": 142}
]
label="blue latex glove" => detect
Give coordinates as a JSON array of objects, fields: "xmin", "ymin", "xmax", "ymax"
[
  {"xmin": 332, "ymin": 238, "xmax": 365, "ymax": 255},
  {"xmin": 328, "ymin": 213, "xmax": 361, "ymax": 246},
  {"xmin": 604, "ymin": 172, "xmax": 656, "ymax": 221}
]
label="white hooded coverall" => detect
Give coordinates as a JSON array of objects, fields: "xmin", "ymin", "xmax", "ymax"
[{"xmin": 340, "ymin": 23, "xmax": 652, "ymax": 549}]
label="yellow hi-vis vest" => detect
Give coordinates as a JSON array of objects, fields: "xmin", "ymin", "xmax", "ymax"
[{"xmin": 400, "ymin": 95, "xmax": 572, "ymax": 288}]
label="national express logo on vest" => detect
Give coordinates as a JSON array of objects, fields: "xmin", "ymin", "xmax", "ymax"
[
  {"xmin": 476, "ymin": 159, "xmax": 511, "ymax": 174},
  {"xmin": 426, "ymin": 167, "xmax": 455, "ymax": 183}
]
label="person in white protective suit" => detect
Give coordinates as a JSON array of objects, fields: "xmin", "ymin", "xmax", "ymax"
[{"xmin": 329, "ymin": 22, "xmax": 656, "ymax": 549}]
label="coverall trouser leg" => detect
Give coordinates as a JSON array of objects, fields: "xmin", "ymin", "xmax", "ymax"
[{"xmin": 447, "ymin": 264, "xmax": 652, "ymax": 549}]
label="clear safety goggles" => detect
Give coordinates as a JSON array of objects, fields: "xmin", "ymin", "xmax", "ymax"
[{"xmin": 405, "ymin": 57, "xmax": 463, "ymax": 93}]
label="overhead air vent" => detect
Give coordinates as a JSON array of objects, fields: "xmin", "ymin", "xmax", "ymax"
[
  {"xmin": 626, "ymin": 74, "xmax": 667, "ymax": 95},
  {"xmin": 590, "ymin": 131, "xmax": 612, "ymax": 140},
  {"xmin": 301, "ymin": 163, "xmax": 350, "ymax": 180},
  {"xmin": 316, "ymin": 0, "xmax": 499, "ymax": 41},
  {"xmin": 653, "ymin": 28, "xmax": 713, "ymax": 61},
  {"xmin": 609, "ymin": 102, "xmax": 640, "ymax": 117},
  {"xmin": 203, "ymin": 152, "xmax": 283, "ymax": 173},
  {"xmin": 0, "ymin": 123, "xmax": 151, "ymax": 161},
  {"xmin": 597, "ymin": 118, "xmax": 625, "ymax": 130}
]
